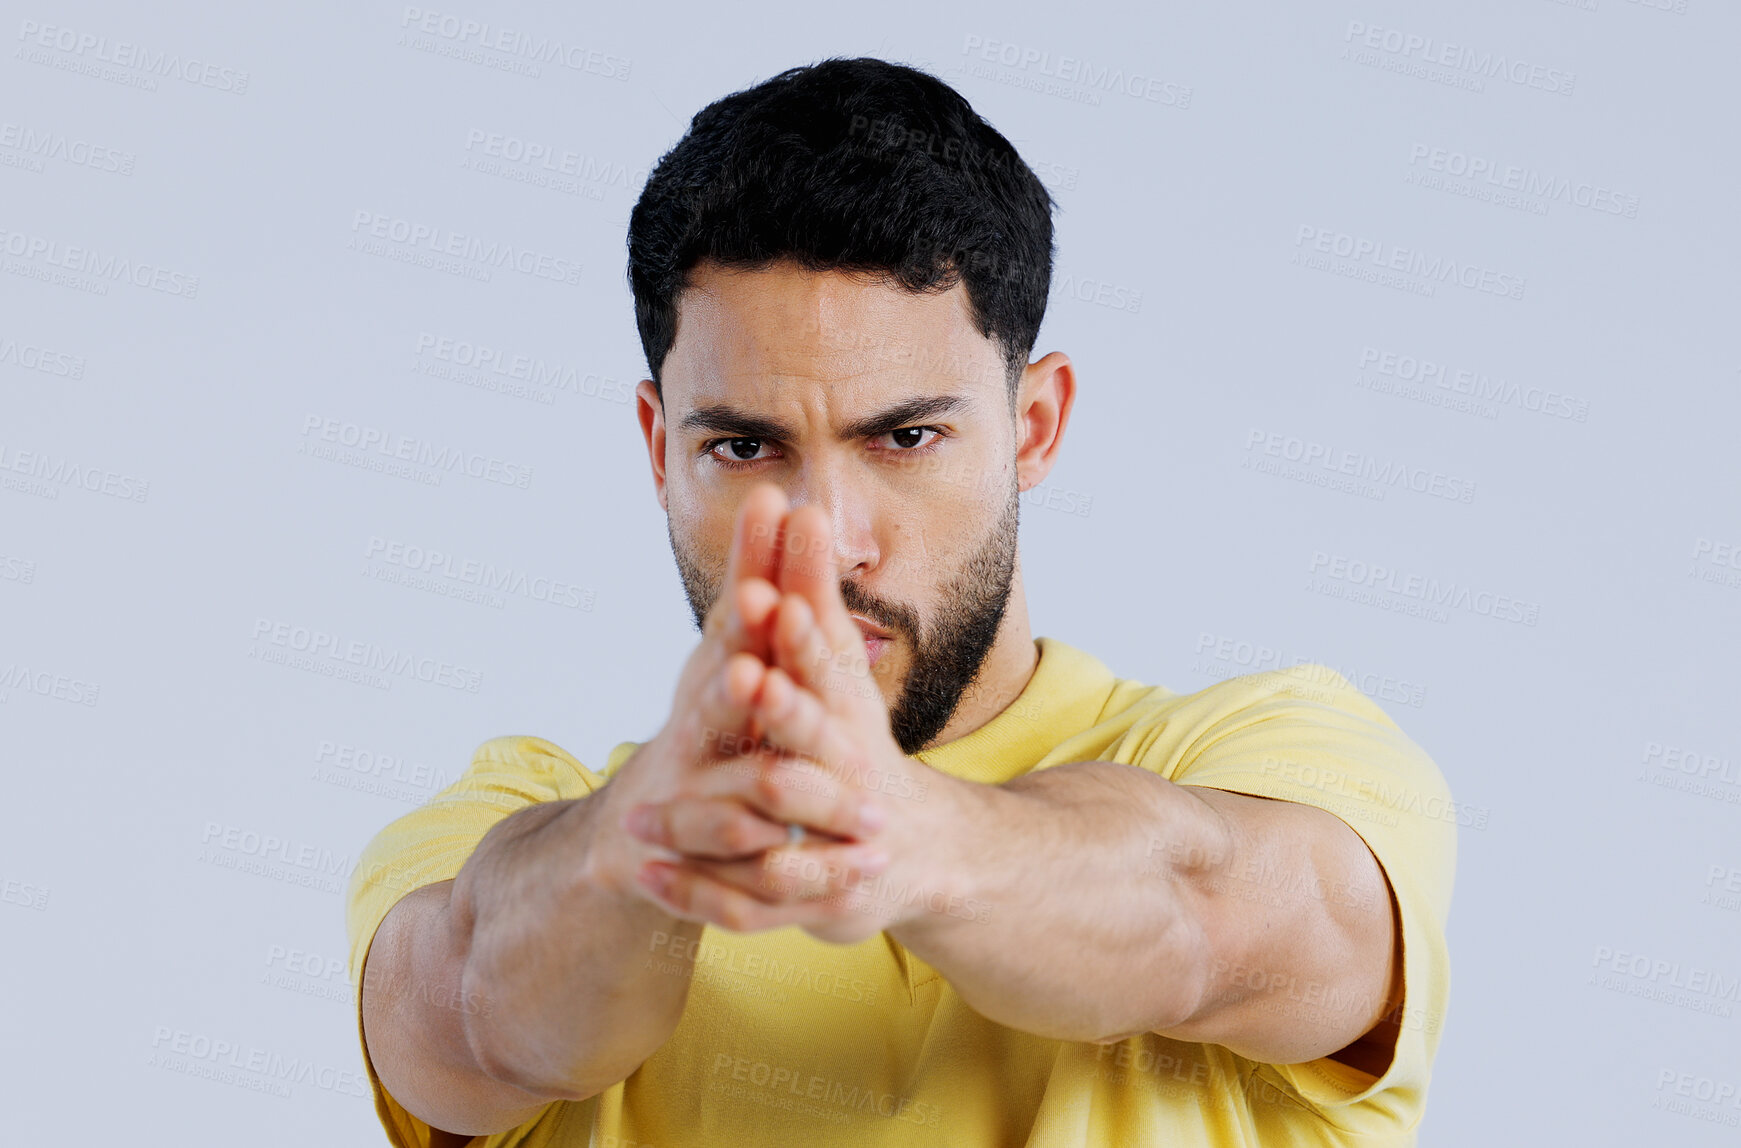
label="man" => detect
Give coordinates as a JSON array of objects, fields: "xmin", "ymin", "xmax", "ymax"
[{"xmin": 346, "ymin": 56, "xmax": 1455, "ymax": 1147}]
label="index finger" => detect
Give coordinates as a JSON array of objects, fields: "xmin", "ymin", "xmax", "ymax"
[
  {"xmin": 705, "ymin": 481, "xmax": 791, "ymax": 658},
  {"xmin": 774, "ymin": 505, "xmax": 877, "ymax": 709},
  {"xmin": 726, "ymin": 481, "xmax": 789, "ymax": 593}
]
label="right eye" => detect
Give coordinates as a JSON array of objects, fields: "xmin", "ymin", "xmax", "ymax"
[{"xmin": 705, "ymin": 437, "xmax": 779, "ymax": 469}]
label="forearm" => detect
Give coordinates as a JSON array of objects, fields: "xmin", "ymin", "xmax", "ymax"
[
  {"xmin": 888, "ymin": 761, "xmax": 1228, "ymax": 1044},
  {"xmin": 363, "ymin": 786, "xmax": 701, "ymax": 1133},
  {"xmin": 889, "ymin": 762, "xmax": 1398, "ymax": 1063},
  {"xmin": 362, "ymin": 877, "xmax": 561, "ymax": 1135}
]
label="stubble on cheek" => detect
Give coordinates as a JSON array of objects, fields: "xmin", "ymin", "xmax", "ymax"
[{"xmin": 667, "ymin": 498, "xmax": 728, "ymax": 632}]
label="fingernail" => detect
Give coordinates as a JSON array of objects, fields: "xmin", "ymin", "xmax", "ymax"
[
  {"xmin": 856, "ymin": 802, "xmax": 886, "ymax": 834},
  {"xmin": 639, "ymin": 864, "xmax": 670, "ymax": 894}
]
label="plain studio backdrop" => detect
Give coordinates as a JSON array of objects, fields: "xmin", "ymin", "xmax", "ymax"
[{"xmin": 2, "ymin": 1, "xmax": 1737, "ymax": 1144}]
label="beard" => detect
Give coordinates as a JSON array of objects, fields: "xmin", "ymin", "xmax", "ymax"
[{"xmin": 670, "ymin": 479, "xmax": 1020, "ymax": 755}]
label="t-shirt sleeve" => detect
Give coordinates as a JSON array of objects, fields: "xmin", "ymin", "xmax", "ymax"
[
  {"xmin": 604, "ymin": 739, "xmax": 642, "ymax": 780},
  {"xmin": 1152, "ymin": 663, "xmax": 1458, "ymax": 1138},
  {"xmin": 343, "ymin": 735, "xmax": 611, "ymax": 1148}
]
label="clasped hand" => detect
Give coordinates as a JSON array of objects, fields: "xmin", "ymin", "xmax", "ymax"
[{"xmin": 608, "ymin": 482, "xmax": 968, "ymax": 945}]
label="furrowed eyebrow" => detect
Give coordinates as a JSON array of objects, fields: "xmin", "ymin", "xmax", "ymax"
[
  {"xmin": 677, "ymin": 394, "xmax": 972, "ymax": 443},
  {"xmin": 836, "ymin": 394, "xmax": 972, "ymax": 440},
  {"xmin": 677, "ymin": 406, "xmax": 798, "ymax": 441}
]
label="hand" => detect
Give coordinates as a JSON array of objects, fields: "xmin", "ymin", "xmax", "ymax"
[
  {"xmin": 622, "ymin": 486, "xmax": 979, "ymax": 945},
  {"xmin": 585, "ymin": 482, "xmax": 803, "ymax": 899}
]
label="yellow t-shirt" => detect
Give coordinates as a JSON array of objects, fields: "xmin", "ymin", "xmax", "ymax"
[{"xmin": 345, "ymin": 635, "xmax": 1457, "ymax": 1147}]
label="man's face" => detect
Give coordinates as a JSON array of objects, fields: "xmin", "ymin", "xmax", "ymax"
[{"xmin": 645, "ymin": 259, "xmax": 1022, "ymax": 754}]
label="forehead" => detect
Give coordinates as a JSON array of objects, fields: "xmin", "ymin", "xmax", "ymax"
[{"xmin": 662, "ymin": 259, "xmax": 1005, "ymax": 411}]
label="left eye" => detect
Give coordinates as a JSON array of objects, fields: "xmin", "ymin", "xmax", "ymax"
[{"xmin": 881, "ymin": 427, "xmax": 939, "ymax": 450}]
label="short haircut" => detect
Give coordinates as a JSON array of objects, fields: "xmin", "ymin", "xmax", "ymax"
[{"xmin": 627, "ymin": 56, "xmax": 1057, "ymax": 404}]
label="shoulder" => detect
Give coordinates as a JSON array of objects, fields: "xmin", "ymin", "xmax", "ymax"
[
  {"xmin": 1091, "ymin": 659, "xmax": 1392, "ymax": 736},
  {"xmin": 471, "ymin": 732, "xmax": 582, "ymax": 770}
]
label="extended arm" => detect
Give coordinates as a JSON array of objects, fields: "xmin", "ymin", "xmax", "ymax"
[
  {"xmin": 888, "ymin": 761, "xmax": 1403, "ymax": 1066},
  {"xmin": 605, "ymin": 493, "xmax": 1406, "ymax": 1066},
  {"xmin": 360, "ymin": 785, "xmax": 700, "ymax": 1135},
  {"xmin": 357, "ymin": 485, "xmax": 870, "ymax": 1134}
]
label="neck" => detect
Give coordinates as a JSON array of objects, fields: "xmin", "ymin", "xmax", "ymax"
[{"xmin": 922, "ymin": 558, "xmax": 1037, "ymax": 750}]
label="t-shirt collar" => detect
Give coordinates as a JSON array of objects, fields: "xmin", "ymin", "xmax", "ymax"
[{"xmin": 914, "ymin": 636, "xmax": 1119, "ymax": 786}]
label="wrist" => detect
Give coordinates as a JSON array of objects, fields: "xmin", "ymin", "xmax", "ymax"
[
  {"xmin": 886, "ymin": 770, "xmax": 1000, "ymax": 937},
  {"xmin": 571, "ymin": 778, "xmax": 650, "ymax": 904}
]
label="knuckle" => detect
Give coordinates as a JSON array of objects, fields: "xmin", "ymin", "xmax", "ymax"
[
  {"xmin": 789, "ymin": 712, "xmax": 820, "ymax": 755},
  {"xmin": 720, "ymin": 815, "xmax": 759, "ymax": 854},
  {"xmin": 754, "ymin": 868, "xmax": 784, "ymax": 898},
  {"xmin": 832, "ymin": 854, "xmax": 864, "ymax": 887},
  {"xmin": 718, "ymin": 899, "xmax": 752, "ymax": 932},
  {"xmin": 753, "ymin": 766, "xmax": 788, "ymax": 809},
  {"xmin": 657, "ymin": 872, "xmax": 685, "ymax": 909}
]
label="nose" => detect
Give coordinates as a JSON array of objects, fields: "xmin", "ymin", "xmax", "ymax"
[{"xmin": 783, "ymin": 459, "xmax": 879, "ymax": 579}]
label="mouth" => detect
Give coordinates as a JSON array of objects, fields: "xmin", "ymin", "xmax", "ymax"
[{"xmin": 849, "ymin": 614, "xmax": 891, "ymax": 669}]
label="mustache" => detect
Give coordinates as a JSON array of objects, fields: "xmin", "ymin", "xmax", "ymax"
[{"xmin": 838, "ymin": 582, "xmax": 918, "ymax": 644}]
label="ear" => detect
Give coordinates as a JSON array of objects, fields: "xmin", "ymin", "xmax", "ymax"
[
  {"xmin": 635, "ymin": 378, "xmax": 668, "ymax": 513},
  {"xmin": 1013, "ymin": 351, "xmax": 1076, "ymax": 493}
]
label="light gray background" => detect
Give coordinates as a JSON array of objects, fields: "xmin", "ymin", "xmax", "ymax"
[{"xmin": 3, "ymin": 1, "xmax": 1738, "ymax": 1143}]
